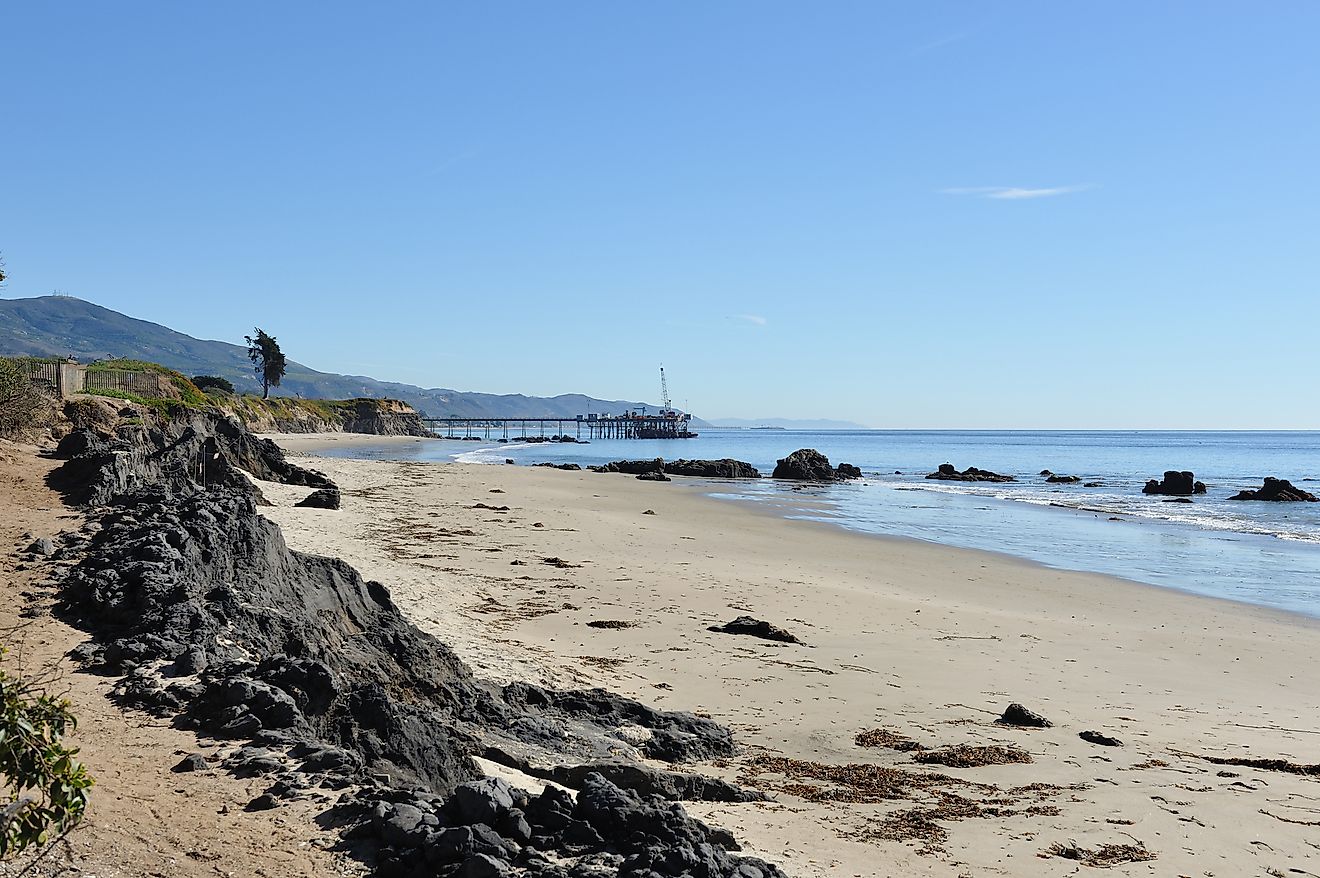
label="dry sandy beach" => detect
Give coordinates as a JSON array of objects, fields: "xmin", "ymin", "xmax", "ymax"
[{"xmin": 260, "ymin": 433, "xmax": 1320, "ymax": 878}]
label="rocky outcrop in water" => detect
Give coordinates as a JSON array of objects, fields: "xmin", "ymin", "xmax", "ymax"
[
  {"xmin": 44, "ymin": 411, "xmax": 776, "ymax": 876},
  {"xmin": 835, "ymin": 462, "xmax": 863, "ymax": 479},
  {"xmin": 1229, "ymin": 477, "xmax": 1318, "ymax": 502},
  {"xmin": 1142, "ymin": 470, "xmax": 1206, "ymax": 496},
  {"xmin": 591, "ymin": 458, "xmax": 761, "ymax": 479},
  {"xmin": 589, "ymin": 459, "xmax": 665, "ymax": 475},
  {"xmin": 926, "ymin": 464, "xmax": 1015, "ymax": 483},
  {"xmin": 1045, "ymin": 474, "xmax": 1081, "ymax": 484},
  {"xmin": 663, "ymin": 459, "xmax": 761, "ymax": 479},
  {"xmin": 771, "ymin": 449, "xmax": 862, "ymax": 482}
]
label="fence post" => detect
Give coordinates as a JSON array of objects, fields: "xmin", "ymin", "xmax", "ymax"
[{"xmin": 56, "ymin": 363, "xmax": 86, "ymax": 398}]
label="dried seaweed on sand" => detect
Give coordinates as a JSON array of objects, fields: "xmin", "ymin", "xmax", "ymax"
[
  {"xmin": 739, "ymin": 755, "xmax": 971, "ymax": 804},
  {"xmin": 914, "ymin": 744, "xmax": 1033, "ymax": 767},
  {"xmin": 854, "ymin": 728, "xmax": 924, "ymax": 752},
  {"xmin": 1042, "ymin": 840, "xmax": 1157, "ymax": 867},
  {"xmin": 742, "ymin": 754, "xmax": 1064, "ymax": 856}
]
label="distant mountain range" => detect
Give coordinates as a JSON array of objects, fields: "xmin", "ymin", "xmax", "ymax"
[
  {"xmin": 0, "ymin": 296, "xmax": 696, "ymax": 421},
  {"xmin": 710, "ymin": 417, "xmax": 868, "ymax": 430}
]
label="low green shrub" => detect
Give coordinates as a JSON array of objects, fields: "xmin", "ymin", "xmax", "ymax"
[
  {"xmin": 0, "ymin": 359, "xmax": 51, "ymax": 438},
  {"xmin": 191, "ymin": 375, "xmax": 235, "ymax": 395},
  {"xmin": 84, "ymin": 388, "xmax": 177, "ymax": 417},
  {"xmin": 0, "ymin": 649, "xmax": 94, "ymax": 857}
]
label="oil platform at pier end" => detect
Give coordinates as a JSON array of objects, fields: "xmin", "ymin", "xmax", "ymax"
[{"xmin": 577, "ymin": 366, "xmax": 696, "ymax": 439}]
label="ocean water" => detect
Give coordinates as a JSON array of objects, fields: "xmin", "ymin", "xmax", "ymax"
[{"xmin": 318, "ymin": 429, "xmax": 1320, "ymax": 617}]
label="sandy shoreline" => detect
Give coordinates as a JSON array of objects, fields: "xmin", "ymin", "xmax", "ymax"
[{"xmin": 258, "ymin": 433, "xmax": 1320, "ymax": 876}]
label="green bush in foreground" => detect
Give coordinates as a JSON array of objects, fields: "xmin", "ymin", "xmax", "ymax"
[
  {"xmin": 0, "ymin": 650, "xmax": 93, "ymax": 857},
  {"xmin": 0, "ymin": 359, "xmax": 50, "ymax": 439}
]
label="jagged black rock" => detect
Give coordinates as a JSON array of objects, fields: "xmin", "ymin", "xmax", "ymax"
[{"xmin": 45, "ymin": 410, "xmax": 783, "ymax": 877}]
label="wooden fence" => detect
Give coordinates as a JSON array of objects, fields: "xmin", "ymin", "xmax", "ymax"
[
  {"xmin": 83, "ymin": 369, "xmax": 170, "ymax": 397},
  {"xmin": 12, "ymin": 361, "xmax": 169, "ymax": 399},
  {"xmin": 22, "ymin": 361, "xmax": 61, "ymax": 393}
]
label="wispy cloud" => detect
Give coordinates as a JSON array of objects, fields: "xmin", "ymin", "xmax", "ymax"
[
  {"xmin": 908, "ymin": 32, "xmax": 968, "ymax": 57},
  {"xmin": 734, "ymin": 314, "xmax": 768, "ymax": 326},
  {"xmin": 941, "ymin": 184, "xmax": 1095, "ymax": 200}
]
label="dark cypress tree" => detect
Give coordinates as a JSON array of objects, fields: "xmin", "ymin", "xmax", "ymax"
[{"xmin": 244, "ymin": 328, "xmax": 287, "ymax": 399}]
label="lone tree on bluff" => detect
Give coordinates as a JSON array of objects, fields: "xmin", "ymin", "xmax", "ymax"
[{"xmin": 245, "ymin": 328, "xmax": 287, "ymax": 399}]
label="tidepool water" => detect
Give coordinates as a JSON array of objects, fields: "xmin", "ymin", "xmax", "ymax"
[{"xmin": 316, "ymin": 429, "xmax": 1320, "ymax": 617}]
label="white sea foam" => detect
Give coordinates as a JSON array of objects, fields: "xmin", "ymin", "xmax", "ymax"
[
  {"xmin": 890, "ymin": 480, "xmax": 1320, "ymax": 543},
  {"xmin": 453, "ymin": 442, "xmax": 535, "ymax": 464}
]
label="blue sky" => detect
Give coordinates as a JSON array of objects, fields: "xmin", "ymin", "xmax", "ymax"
[{"xmin": 2, "ymin": 2, "xmax": 1317, "ymax": 428}]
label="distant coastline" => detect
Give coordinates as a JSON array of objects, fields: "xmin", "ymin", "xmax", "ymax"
[{"xmin": 709, "ymin": 417, "xmax": 868, "ymax": 430}]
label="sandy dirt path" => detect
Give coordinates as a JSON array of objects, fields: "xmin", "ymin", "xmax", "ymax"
[{"xmin": 0, "ymin": 440, "xmax": 356, "ymax": 878}]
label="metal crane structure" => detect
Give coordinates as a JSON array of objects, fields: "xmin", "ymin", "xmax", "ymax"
[{"xmin": 659, "ymin": 365, "xmax": 673, "ymax": 415}]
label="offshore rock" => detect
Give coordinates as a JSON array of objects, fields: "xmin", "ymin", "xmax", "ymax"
[
  {"xmin": 771, "ymin": 448, "xmax": 857, "ymax": 482},
  {"xmin": 589, "ymin": 458, "xmax": 665, "ymax": 475},
  {"xmin": 927, "ymin": 463, "xmax": 1015, "ymax": 483},
  {"xmin": 1046, "ymin": 474, "xmax": 1081, "ymax": 483},
  {"xmin": 663, "ymin": 458, "xmax": 761, "ymax": 479},
  {"xmin": 1142, "ymin": 470, "xmax": 1206, "ymax": 496},
  {"xmin": 1229, "ymin": 477, "xmax": 1318, "ymax": 502}
]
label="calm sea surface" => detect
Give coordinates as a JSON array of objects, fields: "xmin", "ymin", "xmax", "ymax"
[{"xmin": 318, "ymin": 429, "xmax": 1320, "ymax": 617}]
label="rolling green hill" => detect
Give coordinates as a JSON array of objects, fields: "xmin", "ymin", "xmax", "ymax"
[{"xmin": 0, "ymin": 296, "xmax": 686, "ymax": 420}]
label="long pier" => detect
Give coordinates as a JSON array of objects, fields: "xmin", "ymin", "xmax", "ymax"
[{"xmin": 420, "ymin": 414, "xmax": 696, "ymax": 441}]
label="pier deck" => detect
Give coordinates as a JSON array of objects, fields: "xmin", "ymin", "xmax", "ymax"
[{"xmin": 420, "ymin": 415, "xmax": 696, "ymax": 440}]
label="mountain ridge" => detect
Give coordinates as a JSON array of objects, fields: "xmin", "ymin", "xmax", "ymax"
[{"xmin": 0, "ymin": 296, "xmax": 693, "ymax": 420}]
